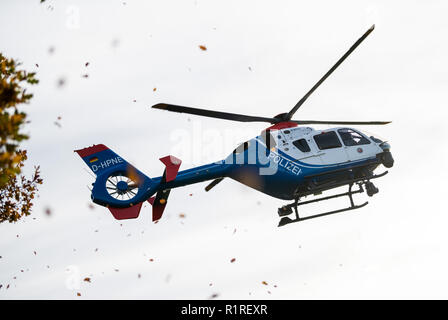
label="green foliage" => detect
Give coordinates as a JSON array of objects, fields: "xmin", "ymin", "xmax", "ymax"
[{"xmin": 0, "ymin": 53, "xmax": 42, "ymax": 223}]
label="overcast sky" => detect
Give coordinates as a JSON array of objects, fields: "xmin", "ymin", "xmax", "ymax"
[{"xmin": 1, "ymin": 0, "xmax": 448, "ymax": 299}]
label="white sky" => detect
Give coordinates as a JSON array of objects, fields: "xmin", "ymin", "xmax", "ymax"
[{"xmin": 1, "ymin": 0, "xmax": 448, "ymax": 299}]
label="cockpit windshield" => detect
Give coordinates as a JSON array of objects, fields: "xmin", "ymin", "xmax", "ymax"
[{"xmin": 337, "ymin": 128, "xmax": 371, "ymax": 146}]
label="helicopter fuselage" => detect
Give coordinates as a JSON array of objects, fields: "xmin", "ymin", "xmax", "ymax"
[
  {"xmin": 75, "ymin": 24, "xmax": 393, "ymax": 224},
  {"xmin": 154, "ymin": 124, "xmax": 393, "ymax": 201}
]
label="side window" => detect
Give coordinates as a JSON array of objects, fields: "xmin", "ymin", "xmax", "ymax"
[
  {"xmin": 292, "ymin": 139, "xmax": 311, "ymax": 152},
  {"xmin": 313, "ymin": 131, "xmax": 342, "ymax": 150},
  {"xmin": 338, "ymin": 128, "xmax": 371, "ymax": 146}
]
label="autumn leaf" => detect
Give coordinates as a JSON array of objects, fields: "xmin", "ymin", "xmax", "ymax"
[
  {"xmin": 153, "ymin": 88, "xmax": 157, "ymax": 92},
  {"xmin": 199, "ymin": 45, "xmax": 207, "ymax": 51},
  {"xmin": 77, "ymin": 292, "xmax": 81, "ymax": 296},
  {"xmin": 262, "ymin": 281, "xmax": 268, "ymax": 285},
  {"xmin": 57, "ymin": 77, "xmax": 65, "ymax": 87},
  {"xmin": 44, "ymin": 207, "xmax": 52, "ymax": 216},
  {"xmin": 179, "ymin": 213, "xmax": 186, "ymax": 218},
  {"xmin": 230, "ymin": 258, "xmax": 236, "ymax": 263},
  {"xmin": 83, "ymin": 277, "xmax": 91, "ymax": 283}
]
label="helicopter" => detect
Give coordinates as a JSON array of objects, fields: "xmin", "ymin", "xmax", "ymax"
[{"xmin": 75, "ymin": 24, "xmax": 393, "ymax": 227}]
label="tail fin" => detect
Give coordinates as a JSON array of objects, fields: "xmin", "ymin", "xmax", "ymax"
[
  {"xmin": 147, "ymin": 155, "xmax": 182, "ymax": 222},
  {"xmin": 75, "ymin": 144, "xmax": 153, "ymax": 220}
]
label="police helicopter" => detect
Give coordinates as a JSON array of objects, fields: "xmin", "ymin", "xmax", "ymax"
[{"xmin": 75, "ymin": 25, "xmax": 393, "ymax": 227}]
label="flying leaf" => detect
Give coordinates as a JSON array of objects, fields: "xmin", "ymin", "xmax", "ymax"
[{"xmin": 57, "ymin": 77, "xmax": 65, "ymax": 88}]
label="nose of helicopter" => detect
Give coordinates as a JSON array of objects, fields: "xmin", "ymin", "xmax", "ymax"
[{"xmin": 378, "ymin": 142, "xmax": 394, "ymax": 168}]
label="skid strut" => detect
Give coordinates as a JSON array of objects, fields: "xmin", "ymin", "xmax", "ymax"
[{"xmin": 278, "ymin": 183, "xmax": 368, "ymax": 227}]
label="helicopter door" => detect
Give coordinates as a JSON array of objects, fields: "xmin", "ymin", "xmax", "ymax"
[
  {"xmin": 312, "ymin": 131, "xmax": 349, "ymax": 165},
  {"xmin": 337, "ymin": 128, "xmax": 373, "ymax": 161}
]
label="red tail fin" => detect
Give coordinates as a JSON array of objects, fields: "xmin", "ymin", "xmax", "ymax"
[
  {"xmin": 148, "ymin": 155, "xmax": 182, "ymax": 222},
  {"xmin": 109, "ymin": 202, "xmax": 143, "ymax": 220}
]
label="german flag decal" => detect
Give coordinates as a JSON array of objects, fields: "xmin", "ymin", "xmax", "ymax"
[{"xmin": 89, "ymin": 157, "xmax": 99, "ymax": 163}]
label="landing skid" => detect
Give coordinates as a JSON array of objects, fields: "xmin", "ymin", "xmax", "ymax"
[{"xmin": 278, "ymin": 171, "xmax": 388, "ymax": 227}]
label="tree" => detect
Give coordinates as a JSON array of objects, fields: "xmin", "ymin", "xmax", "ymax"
[{"xmin": 0, "ymin": 53, "xmax": 42, "ymax": 223}]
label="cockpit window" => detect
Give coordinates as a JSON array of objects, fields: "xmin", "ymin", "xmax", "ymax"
[
  {"xmin": 313, "ymin": 131, "xmax": 342, "ymax": 150},
  {"xmin": 292, "ymin": 139, "xmax": 311, "ymax": 152},
  {"xmin": 337, "ymin": 128, "xmax": 371, "ymax": 146}
]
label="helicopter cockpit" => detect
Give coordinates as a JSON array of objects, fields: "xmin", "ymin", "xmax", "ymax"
[
  {"xmin": 276, "ymin": 126, "xmax": 385, "ymax": 166},
  {"xmin": 337, "ymin": 128, "xmax": 371, "ymax": 146}
]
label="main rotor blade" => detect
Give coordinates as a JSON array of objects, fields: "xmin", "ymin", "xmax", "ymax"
[
  {"xmin": 292, "ymin": 120, "xmax": 391, "ymax": 125},
  {"xmin": 152, "ymin": 103, "xmax": 277, "ymax": 123},
  {"xmin": 286, "ymin": 25, "xmax": 375, "ymax": 120}
]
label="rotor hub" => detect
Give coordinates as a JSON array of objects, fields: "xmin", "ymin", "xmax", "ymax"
[{"xmin": 117, "ymin": 181, "xmax": 129, "ymax": 193}]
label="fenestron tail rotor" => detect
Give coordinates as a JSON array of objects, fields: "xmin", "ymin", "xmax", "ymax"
[
  {"xmin": 105, "ymin": 172, "xmax": 139, "ymax": 201},
  {"xmin": 151, "ymin": 25, "xmax": 391, "ymax": 127}
]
